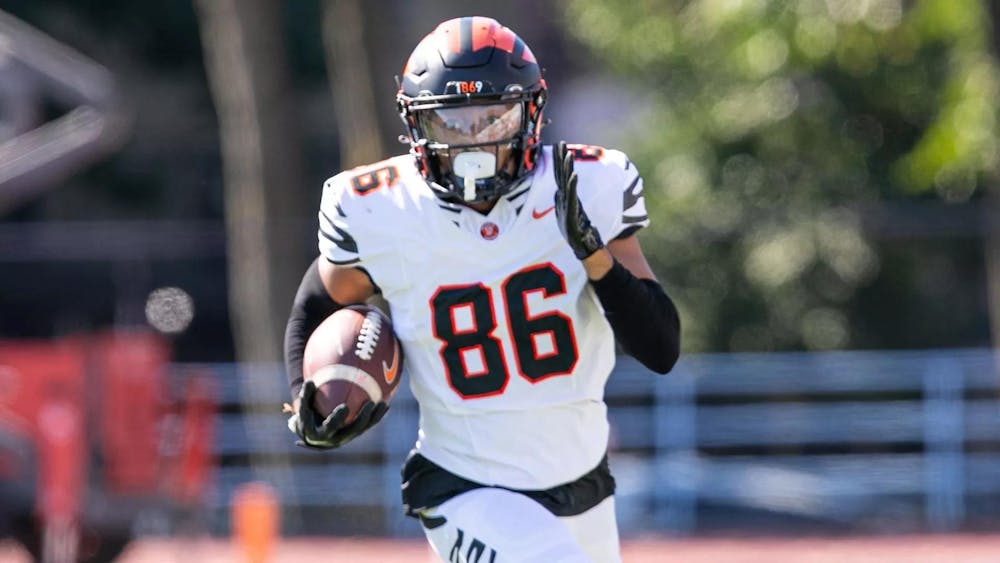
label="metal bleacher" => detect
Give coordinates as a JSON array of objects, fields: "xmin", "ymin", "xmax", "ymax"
[{"xmin": 194, "ymin": 348, "xmax": 1000, "ymax": 537}]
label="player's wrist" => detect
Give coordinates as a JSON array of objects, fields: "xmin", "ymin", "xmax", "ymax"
[{"xmin": 582, "ymin": 248, "xmax": 614, "ymax": 280}]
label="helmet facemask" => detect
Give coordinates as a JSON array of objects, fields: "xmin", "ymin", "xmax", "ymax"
[
  {"xmin": 415, "ymin": 99, "xmax": 524, "ymax": 203},
  {"xmin": 402, "ymin": 89, "xmax": 543, "ymax": 204}
]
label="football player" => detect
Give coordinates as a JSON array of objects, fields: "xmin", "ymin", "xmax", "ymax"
[{"xmin": 284, "ymin": 16, "xmax": 680, "ymax": 562}]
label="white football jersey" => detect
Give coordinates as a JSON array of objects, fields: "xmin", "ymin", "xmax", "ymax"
[{"xmin": 318, "ymin": 145, "xmax": 649, "ymax": 489}]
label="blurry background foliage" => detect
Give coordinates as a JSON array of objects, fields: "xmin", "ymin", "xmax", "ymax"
[
  {"xmin": 564, "ymin": 0, "xmax": 1000, "ymax": 352},
  {"xmin": 3, "ymin": 0, "xmax": 997, "ymax": 359}
]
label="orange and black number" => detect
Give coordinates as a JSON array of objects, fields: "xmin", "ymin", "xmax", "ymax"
[
  {"xmin": 568, "ymin": 144, "xmax": 604, "ymax": 162},
  {"xmin": 351, "ymin": 165, "xmax": 399, "ymax": 195}
]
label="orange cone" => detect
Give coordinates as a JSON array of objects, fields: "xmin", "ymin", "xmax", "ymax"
[{"xmin": 232, "ymin": 481, "xmax": 279, "ymax": 563}]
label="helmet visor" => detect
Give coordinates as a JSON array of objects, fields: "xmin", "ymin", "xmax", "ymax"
[{"xmin": 419, "ymin": 102, "xmax": 523, "ymax": 146}]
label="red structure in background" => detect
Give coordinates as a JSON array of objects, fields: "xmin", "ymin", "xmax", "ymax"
[{"xmin": 0, "ymin": 331, "xmax": 216, "ymax": 562}]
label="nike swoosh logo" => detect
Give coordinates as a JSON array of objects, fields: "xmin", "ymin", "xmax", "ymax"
[
  {"xmin": 382, "ymin": 344, "xmax": 400, "ymax": 384},
  {"xmin": 532, "ymin": 205, "xmax": 555, "ymax": 219}
]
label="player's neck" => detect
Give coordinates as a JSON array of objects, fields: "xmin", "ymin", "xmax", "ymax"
[{"xmin": 464, "ymin": 199, "xmax": 499, "ymax": 215}]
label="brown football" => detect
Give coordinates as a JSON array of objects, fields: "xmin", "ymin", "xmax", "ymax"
[{"xmin": 303, "ymin": 304, "xmax": 402, "ymax": 423}]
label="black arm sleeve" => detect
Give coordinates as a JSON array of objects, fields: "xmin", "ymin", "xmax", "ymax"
[
  {"xmin": 590, "ymin": 260, "xmax": 681, "ymax": 374},
  {"xmin": 284, "ymin": 257, "xmax": 344, "ymax": 399}
]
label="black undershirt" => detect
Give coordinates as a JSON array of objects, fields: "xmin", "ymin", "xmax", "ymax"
[
  {"xmin": 590, "ymin": 259, "xmax": 681, "ymax": 374},
  {"xmin": 284, "ymin": 257, "xmax": 342, "ymax": 399}
]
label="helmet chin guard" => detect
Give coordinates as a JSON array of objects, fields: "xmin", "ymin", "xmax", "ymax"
[{"xmin": 396, "ymin": 17, "xmax": 547, "ymax": 204}]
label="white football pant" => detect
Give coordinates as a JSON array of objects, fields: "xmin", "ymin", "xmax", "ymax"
[{"xmin": 421, "ymin": 488, "xmax": 621, "ymax": 563}]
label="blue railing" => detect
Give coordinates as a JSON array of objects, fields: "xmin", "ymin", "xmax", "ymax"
[{"xmin": 191, "ymin": 348, "xmax": 1000, "ymax": 537}]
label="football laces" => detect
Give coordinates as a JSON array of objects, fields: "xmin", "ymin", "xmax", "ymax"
[{"xmin": 356, "ymin": 311, "xmax": 382, "ymax": 361}]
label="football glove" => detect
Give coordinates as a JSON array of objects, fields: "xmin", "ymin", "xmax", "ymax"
[
  {"xmin": 287, "ymin": 380, "xmax": 389, "ymax": 450},
  {"xmin": 553, "ymin": 141, "xmax": 604, "ymax": 260}
]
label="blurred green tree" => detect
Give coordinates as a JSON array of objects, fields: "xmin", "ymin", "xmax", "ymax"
[{"xmin": 563, "ymin": 0, "xmax": 999, "ymax": 351}]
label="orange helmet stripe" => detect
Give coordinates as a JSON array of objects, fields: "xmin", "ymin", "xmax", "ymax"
[
  {"xmin": 471, "ymin": 16, "xmax": 493, "ymax": 52},
  {"xmin": 435, "ymin": 18, "xmax": 462, "ymax": 54},
  {"xmin": 519, "ymin": 41, "xmax": 537, "ymax": 64},
  {"xmin": 469, "ymin": 16, "xmax": 521, "ymax": 55}
]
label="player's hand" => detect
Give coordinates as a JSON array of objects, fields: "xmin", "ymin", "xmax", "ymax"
[
  {"xmin": 553, "ymin": 141, "xmax": 604, "ymax": 260},
  {"xmin": 287, "ymin": 380, "xmax": 389, "ymax": 450}
]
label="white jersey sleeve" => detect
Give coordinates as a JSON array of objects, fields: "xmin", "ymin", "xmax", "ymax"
[
  {"xmin": 317, "ymin": 157, "xmax": 413, "ymax": 272},
  {"xmin": 570, "ymin": 145, "xmax": 650, "ymax": 242},
  {"xmin": 318, "ymin": 176, "xmax": 362, "ymax": 265}
]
